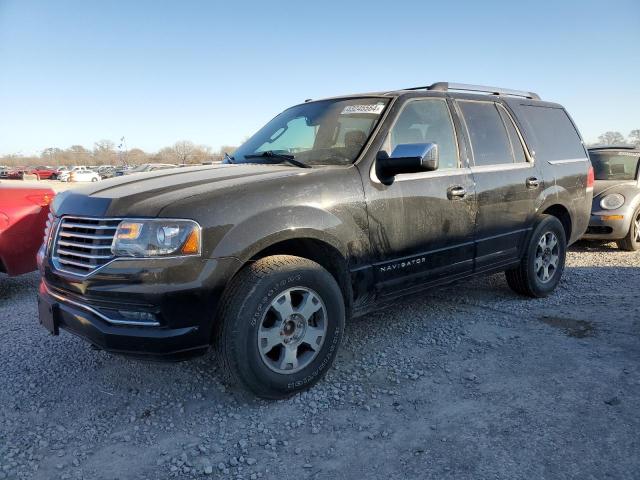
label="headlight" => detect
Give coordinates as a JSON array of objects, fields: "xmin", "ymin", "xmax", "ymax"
[
  {"xmin": 111, "ymin": 219, "xmax": 201, "ymax": 257},
  {"xmin": 600, "ymin": 193, "xmax": 625, "ymax": 210}
]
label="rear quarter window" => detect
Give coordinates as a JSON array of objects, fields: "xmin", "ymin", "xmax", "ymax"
[{"xmin": 515, "ymin": 105, "xmax": 586, "ymax": 162}]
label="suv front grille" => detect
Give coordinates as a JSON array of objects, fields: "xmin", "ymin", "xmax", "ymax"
[{"xmin": 52, "ymin": 216, "xmax": 121, "ymax": 275}]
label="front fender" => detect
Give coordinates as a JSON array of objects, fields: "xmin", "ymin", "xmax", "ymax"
[{"xmin": 210, "ymin": 205, "xmax": 349, "ymax": 261}]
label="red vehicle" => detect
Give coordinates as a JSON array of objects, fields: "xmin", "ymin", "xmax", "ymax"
[
  {"xmin": 28, "ymin": 166, "xmax": 57, "ymax": 180},
  {"xmin": 6, "ymin": 167, "xmax": 28, "ymax": 180},
  {"xmin": 0, "ymin": 183, "xmax": 55, "ymax": 276}
]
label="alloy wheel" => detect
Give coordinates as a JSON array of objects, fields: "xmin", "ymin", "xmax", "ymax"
[
  {"xmin": 257, "ymin": 287, "xmax": 327, "ymax": 374},
  {"xmin": 534, "ymin": 231, "xmax": 560, "ymax": 283}
]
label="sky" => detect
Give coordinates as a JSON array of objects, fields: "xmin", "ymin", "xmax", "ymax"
[{"xmin": 0, "ymin": 0, "xmax": 639, "ymax": 156}]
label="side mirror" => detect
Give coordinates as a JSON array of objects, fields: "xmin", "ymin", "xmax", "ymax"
[{"xmin": 376, "ymin": 143, "xmax": 439, "ymax": 184}]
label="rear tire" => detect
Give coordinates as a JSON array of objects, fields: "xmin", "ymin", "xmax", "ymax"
[
  {"xmin": 506, "ymin": 215, "xmax": 567, "ymax": 298},
  {"xmin": 616, "ymin": 207, "xmax": 640, "ymax": 251},
  {"xmin": 215, "ymin": 255, "xmax": 345, "ymax": 399}
]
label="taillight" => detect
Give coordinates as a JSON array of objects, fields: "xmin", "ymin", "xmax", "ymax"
[
  {"xmin": 26, "ymin": 193, "xmax": 54, "ymax": 207},
  {"xmin": 587, "ymin": 166, "xmax": 595, "ymax": 189}
]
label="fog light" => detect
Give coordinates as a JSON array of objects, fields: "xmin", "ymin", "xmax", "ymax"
[{"xmin": 117, "ymin": 310, "xmax": 158, "ymax": 323}]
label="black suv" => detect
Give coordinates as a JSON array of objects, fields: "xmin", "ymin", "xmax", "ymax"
[{"xmin": 38, "ymin": 82, "xmax": 593, "ymax": 398}]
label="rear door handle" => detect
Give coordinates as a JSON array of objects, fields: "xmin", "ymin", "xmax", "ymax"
[
  {"xmin": 526, "ymin": 177, "xmax": 540, "ymax": 189},
  {"xmin": 447, "ymin": 185, "xmax": 467, "ymax": 199}
]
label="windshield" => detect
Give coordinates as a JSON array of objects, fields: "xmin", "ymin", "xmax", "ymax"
[
  {"xmin": 231, "ymin": 97, "xmax": 390, "ymax": 166},
  {"xmin": 590, "ymin": 152, "xmax": 640, "ymax": 181}
]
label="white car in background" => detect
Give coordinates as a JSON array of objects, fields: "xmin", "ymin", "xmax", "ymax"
[
  {"xmin": 58, "ymin": 166, "xmax": 90, "ymax": 182},
  {"xmin": 69, "ymin": 169, "xmax": 101, "ymax": 182}
]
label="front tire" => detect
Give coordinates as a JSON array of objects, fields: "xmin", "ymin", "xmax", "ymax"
[
  {"xmin": 616, "ymin": 207, "xmax": 640, "ymax": 251},
  {"xmin": 506, "ymin": 215, "xmax": 567, "ymax": 298},
  {"xmin": 215, "ymin": 255, "xmax": 345, "ymax": 399}
]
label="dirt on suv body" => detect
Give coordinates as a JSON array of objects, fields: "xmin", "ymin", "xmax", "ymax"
[{"xmin": 38, "ymin": 82, "xmax": 593, "ymax": 398}]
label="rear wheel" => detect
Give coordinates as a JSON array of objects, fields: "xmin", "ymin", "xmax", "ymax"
[
  {"xmin": 215, "ymin": 255, "xmax": 345, "ymax": 399},
  {"xmin": 506, "ymin": 215, "xmax": 567, "ymax": 298},
  {"xmin": 616, "ymin": 207, "xmax": 640, "ymax": 251}
]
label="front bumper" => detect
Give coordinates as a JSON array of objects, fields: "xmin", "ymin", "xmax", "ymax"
[
  {"xmin": 37, "ymin": 255, "xmax": 241, "ymax": 360},
  {"xmin": 583, "ymin": 212, "xmax": 631, "ymax": 240}
]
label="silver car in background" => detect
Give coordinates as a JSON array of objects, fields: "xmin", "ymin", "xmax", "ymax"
[{"xmin": 583, "ymin": 145, "xmax": 640, "ymax": 250}]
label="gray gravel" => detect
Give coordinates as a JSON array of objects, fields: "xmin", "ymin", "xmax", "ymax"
[{"xmin": 1, "ymin": 242, "xmax": 639, "ymax": 480}]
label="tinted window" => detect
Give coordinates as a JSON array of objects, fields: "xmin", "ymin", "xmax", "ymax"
[
  {"xmin": 516, "ymin": 105, "xmax": 586, "ymax": 162},
  {"xmin": 459, "ymin": 101, "xmax": 514, "ymax": 166},
  {"xmin": 590, "ymin": 152, "xmax": 640, "ymax": 180},
  {"xmin": 233, "ymin": 97, "xmax": 390, "ymax": 166},
  {"xmin": 387, "ymin": 99, "xmax": 459, "ymax": 169},
  {"xmin": 498, "ymin": 106, "xmax": 527, "ymax": 163}
]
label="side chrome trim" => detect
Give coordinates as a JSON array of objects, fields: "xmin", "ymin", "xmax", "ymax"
[
  {"xmin": 370, "ymin": 166, "xmax": 470, "ymax": 184},
  {"xmin": 470, "ymin": 163, "xmax": 533, "ymax": 174},
  {"xmin": 547, "ymin": 158, "xmax": 589, "ymax": 165},
  {"xmin": 42, "ymin": 282, "xmax": 160, "ymax": 327}
]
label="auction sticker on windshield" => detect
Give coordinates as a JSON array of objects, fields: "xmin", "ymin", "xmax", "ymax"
[{"xmin": 341, "ymin": 104, "xmax": 385, "ymax": 115}]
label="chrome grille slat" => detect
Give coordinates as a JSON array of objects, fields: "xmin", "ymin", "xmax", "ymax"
[
  {"xmin": 57, "ymin": 258, "xmax": 95, "ymax": 269},
  {"xmin": 57, "ymin": 240, "xmax": 113, "ymax": 249},
  {"xmin": 58, "ymin": 231, "xmax": 114, "ymax": 240},
  {"xmin": 52, "ymin": 216, "xmax": 121, "ymax": 276},
  {"xmin": 56, "ymin": 249, "xmax": 113, "ymax": 260},
  {"xmin": 61, "ymin": 223, "xmax": 118, "ymax": 230}
]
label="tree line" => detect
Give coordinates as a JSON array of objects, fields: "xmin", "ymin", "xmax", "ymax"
[
  {"xmin": 593, "ymin": 130, "xmax": 640, "ymax": 147},
  {"xmin": 0, "ymin": 140, "xmax": 238, "ymax": 168},
  {"xmin": 2, "ymin": 130, "xmax": 639, "ymax": 168}
]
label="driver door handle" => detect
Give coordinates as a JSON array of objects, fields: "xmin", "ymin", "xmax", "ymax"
[
  {"xmin": 526, "ymin": 177, "xmax": 540, "ymax": 189},
  {"xmin": 447, "ymin": 185, "xmax": 467, "ymax": 200}
]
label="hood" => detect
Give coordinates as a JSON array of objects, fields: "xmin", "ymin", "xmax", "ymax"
[
  {"xmin": 52, "ymin": 164, "xmax": 304, "ymax": 218},
  {"xmin": 593, "ymin": 180, "xmax": 638, "ymax": 198}
]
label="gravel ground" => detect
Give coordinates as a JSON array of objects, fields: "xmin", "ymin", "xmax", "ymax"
[{"xmin": 1, "ymin": 242, "xmax": 639, "ymax": 480}]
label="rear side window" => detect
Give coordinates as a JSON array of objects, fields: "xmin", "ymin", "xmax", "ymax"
[
  {"xmin": 515, "ymin": 105, "xmax": 586, "ymax": 162},
  {"xmin": 458, "ymin": 101, "xmax": 514, "ymax": 166},
  {"xmin": 497, "ymin": 106, "xmax": 527, "ymax": 163}
]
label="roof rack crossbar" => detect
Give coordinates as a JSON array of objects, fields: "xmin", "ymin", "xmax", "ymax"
[{"xmin": 406, "ymin": 82, "xmax": 540, "ymax": 100}]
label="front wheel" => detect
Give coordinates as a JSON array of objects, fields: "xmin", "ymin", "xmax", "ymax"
[
  {"xmin": 506, "ymin": 215, "xmax": 567, "ymax": 298},
  {"xmin": 616, "ymin": 207, "xmax": 640, "ymax": 251},
  {"xmin": 215, "ymin": 255, "xmax": 345, "ymax": 399}
]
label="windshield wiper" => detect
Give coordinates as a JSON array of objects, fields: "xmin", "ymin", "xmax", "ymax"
[
  {"xmin": 224, "ymin": 152, "xmax": 235, "ymax": 164},
  {"xmin": 243, "ymin": 151, "xmax": 310, "ymax": 168}
]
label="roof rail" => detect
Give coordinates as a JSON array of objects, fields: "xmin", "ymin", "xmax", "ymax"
[{"xmin": 405, "ymin": 82, "xmax": 540, "ymax": 100}]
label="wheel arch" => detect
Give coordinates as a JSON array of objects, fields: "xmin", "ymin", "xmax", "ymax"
[
  {"xmin": 251, "ymin": 236, "xmax": 353, "ymax": 316},
  {"xmin": 221, "ymin": 233, "xmax": 353, "ymax": 319},
  {"xmin": 541, "ymin": 203, "xmax": 572, "ymax": 243}
]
